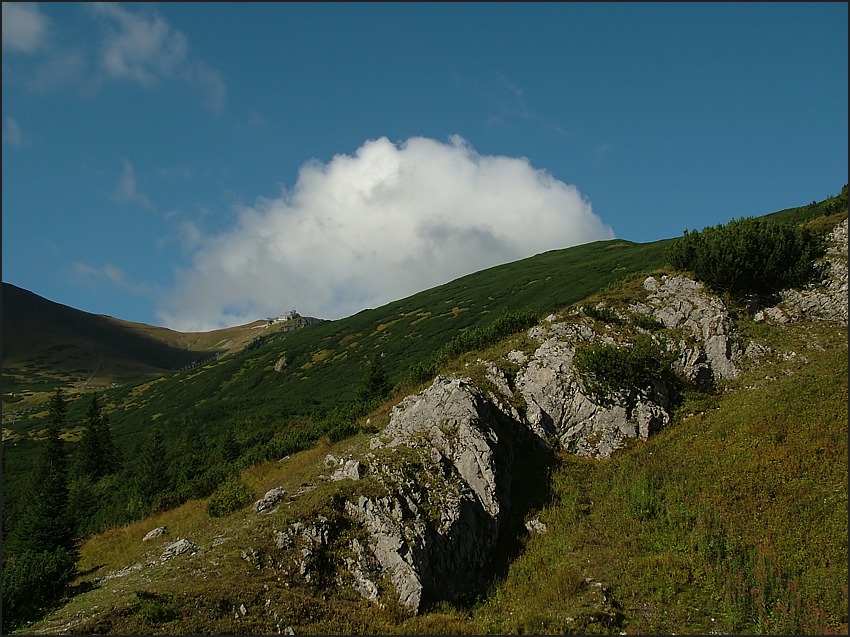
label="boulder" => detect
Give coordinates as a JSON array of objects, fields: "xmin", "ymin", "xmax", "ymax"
[
  {"xmin": 142, "ymin": 526, "xmax": 168, "ymax": 542},
  {"xmin": 253, "ymin": 486, "xmax": 287, "ymax": 513},
  {"xmin": 160, "ymin": 538, "xmax": 197, "ymax": 561}
]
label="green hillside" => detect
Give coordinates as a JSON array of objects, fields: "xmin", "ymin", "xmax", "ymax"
[
  {"xmin": 1, "ymin": 282, "xmax": 316, "ymax": 399},
  {"xmin": 1, "ymin": 235, "xmax": 673, "ymax": 530},
  {"xmin": 2, "ymin": 187, "xmax": 846, "ymax": 634},
  {"xmin": 24, "ymin": 315, "xmax": 844, "ymax": 635}
]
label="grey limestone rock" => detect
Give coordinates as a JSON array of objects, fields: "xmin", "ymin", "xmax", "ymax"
[
  {"xmin": 636, "ymin": 274, "xmax": 742, "ymax": 381},
  {"xmin": 342, "ymin": 375, "xmax": 538, "ymax": 612},
  {"xmin": 770, "ymin": 218, "xmax": 848, "ymax": 325},
  {"xmin": 253, "ymin": 486, "xmax": 287, "ymax": 512},
  {"xmin": 325, "ymin": 455, "xmax": 363, "ymax": 481},
  {"xmin": 142, "ymin": 525, "xmax": 168, "ymax": 542},
  {"xmin": 160, "ymin": 538, "xmax": 197, "ymax": 561},
  {"xmin": 515, "ymin": 332, "xmax": 671, "ymax": 458}
]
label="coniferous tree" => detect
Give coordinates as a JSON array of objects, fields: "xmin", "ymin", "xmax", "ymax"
[
  {"xmin": 136, "ymin": 424, "xmax": 170, "ymax": 507},
  {"xmin": 2, "ymin": 388, "xmax": 78, "ymax": 632},
  {"xmin": 77, "ymin": 392, "xmax": 120, "ymax": 481},
  {"xmin": 356, "ymin": 356, "xmax": 392, "ymax": 408},
  {"xmin": 11, "ymin": 388, "xmax": 76, "ymax": 554}
]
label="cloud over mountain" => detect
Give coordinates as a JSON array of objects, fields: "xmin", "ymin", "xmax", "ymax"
[{"xmin": 158, "ymin": 135, "xmax": 614, "ymax": 331}]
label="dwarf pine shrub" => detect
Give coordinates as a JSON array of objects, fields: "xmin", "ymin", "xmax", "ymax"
[
  {"xmin": 573, "ymin": 334, "xmax": 677, "ymax": 405},
  {"xmin": 665, "ymin": 216, "xmax": 826, "ymax": 298},
  {"xmin": 206, "ymin": 477, "xmax": 253, "ymax": 518}
]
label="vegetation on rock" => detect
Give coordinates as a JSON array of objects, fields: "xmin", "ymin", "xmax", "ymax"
[
  {"xmin": 573, "ymin": 334, "xmax": 678, "ymax": 405},
  {"xmin": 665, "ymin": 215, "xmax": 826, "ymax": 298}
]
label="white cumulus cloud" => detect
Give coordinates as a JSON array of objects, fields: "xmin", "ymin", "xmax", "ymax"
[
  {"xmin": 91, "ymin": 2, "xmax": 225, "ymax": 111},
  {"xmin": 2, "ymin": 2, "xmax": 48, "ymax": 52},
  {"xmin": 158, "ymin": 136, "xmax": 614, "ymax": 332}
]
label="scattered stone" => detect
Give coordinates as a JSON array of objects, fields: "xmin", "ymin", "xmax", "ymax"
[
  {"xmin": 525, "ymin": 517, "xmax": 548, "ymax": 534},
  {"xmin": 142, "ymin": 526, "xmax": 168, "ymax": 542},
  {"xmin": 330, "ymin": 459, "xmax": 362, "ymax": 481},
  {"xmin": 160, "ymin": 538, "xmax": 197, "ymax": 561},
  {"xmin": 98, "ymin": 562, "xmax": 142, "ymax": 582},
  {"xmin": 254, "ymin": 486, "xmax": 287, "ymax": 512},
  {"xmin": 290, "ymin": 483, "xmax": 316, "ymax": 500}
]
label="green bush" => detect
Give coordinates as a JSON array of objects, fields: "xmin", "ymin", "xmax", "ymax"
[
  {"xmin": 665, "ymin": 216, "xmax": 826, "ymax": 298},
  {"xmin": 582, "ymin": 304, "xmax": 623, "ymax": 324},
  {"xmin": 629, "ymin": 311, "xmax": 664, "ymax": 332},
  {"xmin": 573, "ymin": 334, "xmax": 677, "ymax": 405},
  {"xmin": 205, "ymin": 477, "xmax": 253, "ymax": 518},
  {"xmin": 1, "ymin": 547, "xmax": 77, "ymax": 633}
]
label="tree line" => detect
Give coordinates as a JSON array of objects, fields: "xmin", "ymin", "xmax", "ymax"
[
  {"xmin": 0, "ymin": 355, "xmax": 396, "ymax": 633},
  {"xmin": 2, "ymin": 389, "xmax": 120, "ymax": 632}
]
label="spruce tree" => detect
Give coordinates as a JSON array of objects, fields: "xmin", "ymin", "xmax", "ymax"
[
  {"xmin": 12, "ymin": 388, "xmax": 76, "ymax": 554},
  {"xmin": 78, "ymin": 392, "xmax": 120, "ymax": 480},
  {"xmin": 356, "ymin": 356, "xmax": 392, "ymax": 408},
  {"xmin": 136, "ymin": 425, "xmax": 170, "ymax": 507},
  {"xmin": 2, "ymin": 389, "xmax": 78, "ymax": 632}
]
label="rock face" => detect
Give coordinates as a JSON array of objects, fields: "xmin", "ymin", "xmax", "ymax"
[
  {"xmin": 631, "ymin": 274, "xmax": 742, "ymax": 384},
  {"xmin": 274, "ymin": 219, "xmax": 849, "ymax": 615},
  {"xmin": 515, "ymin": 323, "xmax": 673, "ymax": 458},
  {"xmin": 755, "ymin": 218, "xmax": 849, "ymax": 326},
  {"xmin": 341, "ymin": 376, "xmax": 537, "ymax": 612}
]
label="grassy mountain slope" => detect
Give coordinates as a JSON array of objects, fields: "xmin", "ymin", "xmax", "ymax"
[
  {"xmin": 18, "ymin": 222, "xmax": 848, "ymax": 636},
  {"xmin": 1, "ymin": 237, "xmax": 672, "ymax": 512},
  {"xmin": 0, "ymin": 232, "xmax": 669, "ymax": 631},
  {"xmin": 3, "ymin": 187, "xmax": 847, "ymax": 634}
]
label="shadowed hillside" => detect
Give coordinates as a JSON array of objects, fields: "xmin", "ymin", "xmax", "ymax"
[
  {"xmin": 2, "ymin": 283, "xmax": 219, "ymax": 384},
  {"xmin": 1, "ymin": 283, "xmax": 322, "ymax": 402}
]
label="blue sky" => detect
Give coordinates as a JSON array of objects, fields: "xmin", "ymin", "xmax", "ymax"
[{"xmin": 3, "ymin": 2, "xmax": 847, "ymax": 331}]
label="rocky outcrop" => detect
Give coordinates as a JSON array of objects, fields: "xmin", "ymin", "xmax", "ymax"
[
  {"xmin": 340, "ymin": 376, "xmax": 537, "ymax": 612},
  {"xmin": 755, "ymin": 218, "xmax": 848, "ymax": 325},
  {"xmin": 274, "ymin": 220, "xmax": 848, "ymax": 615},
  {"xmin": 631, "ymin": 274, "xmax": 742, "ymax": 384},
  {"xmin": 514, "ymin": 323, "xmax": 673, "ymax": 458}
]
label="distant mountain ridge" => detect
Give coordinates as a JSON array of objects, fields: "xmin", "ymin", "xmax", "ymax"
[{"xmin": 1, "ymin": 281, "xmax": 322, "ymax": 391}]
